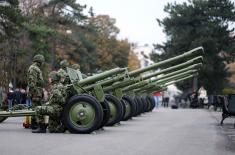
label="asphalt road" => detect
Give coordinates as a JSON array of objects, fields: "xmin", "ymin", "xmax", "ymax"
[{"xmin": 0, "ymin": 108, "xmax": 234, "ymax": 155}]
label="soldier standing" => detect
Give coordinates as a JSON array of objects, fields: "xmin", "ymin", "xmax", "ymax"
[
  {"xmin": 71, "ymin": 63, "xmax": 88, "ymax": 79},
  {"xmin": 58, "ymin": 59, "xmax": 70, "ymax": 84},
  {"xmin": 27, "ymin": 54, "xmax": 45, "ymax": 129},
  {"xmin": 33, "ymin": 71, "xmax": 67, "ymax": 133}
]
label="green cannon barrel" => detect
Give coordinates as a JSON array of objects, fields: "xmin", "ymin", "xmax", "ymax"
[
  {"xmin": 156, "ymin": 70, "xmax": 198, "ymax": 85},
  {"xmin": 151, "ymin": 67, "xmax": 199, "ymax": 83},
  {"xmin": 101, "ymin": 59, "xmax": 202, "ymax": 93},
  {"xmin": 82, "ymin": 47, "xmax": 203, "ymax": 89},
  {"xmin": 123, "ymin": 64, "xmax": 201, "ymax": 93},
  {"xmin": 134, "ymin": 69, "xmax": 198, "ymax": 93},
  {"xmin": 0, "ymin": 110, "xmax": 36, "ymax": 117},
  {"xmin": 144, "ymin": 85, "xmax": 166, "ymax": 94},
  {"xmin": 164, "ymin": 74, "xmax": 198, "ymax": 86},
  {"xmin": 77, "ymin": 68, "xmax": 127, "ymax": 86},
  {"xmin": 122, "ymin": 80, "xmax": 149, "ymax": 92},
  {"xmin": 140, "ymin": 74, "xmax": 198, "ymax": 94},
  {"xmin": 129, "ymin": 47, "xmax": 204, "ymax": 77},
  {"xmin": 142, "ymin": 57, "xmax": 203, "ymax": 80},
  {"xmin": 102, "ymin": 78, "xmax": 136, "ymax": 92}
]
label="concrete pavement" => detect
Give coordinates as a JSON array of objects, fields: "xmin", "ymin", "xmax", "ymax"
[{"xmin": 0, "ymin": 108, "xmax": 234, "ymax": 155}]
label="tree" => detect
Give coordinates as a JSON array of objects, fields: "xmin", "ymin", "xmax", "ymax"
[
  {"xmin": 0, "ymin": 0, "xmax": 24, "ymax": 40},
  {"xmin": 152, "ymin": 0, "xmax": 235, "ymax": 94},
  {"xmin": 0, "ymin": 0, "xmax": 26, "ymax": 88},
  {"xmin": 0, "ymin": 0, "xmax": 134, "ymax": 88},
  {"xmin": 88, "ymin": 15, "xmax": 129, "ymax": 70},
  {"xmin": 128, "ymin": 50, "xmax": 140, "ymax": 71}
]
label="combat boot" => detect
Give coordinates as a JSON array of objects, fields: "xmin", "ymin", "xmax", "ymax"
[
  {"xmin": 32, "ymin": 123, "xmax": 47, "ymax": 133},
  {"xmin": 30, "ymin": 118, "xmax": 38, "ymax": 130}
]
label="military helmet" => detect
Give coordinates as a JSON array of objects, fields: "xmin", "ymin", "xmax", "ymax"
[
  {"xmin": 33, "ymin": 54, "xmax": 45, "ymax": 63},
  {"xmin": 49, "ymin": 71, "xmax": 61, "ymax": 82},
  {"xmin": 60, "ymin": 59, "xmax": 69, "ymax": 68},
  {"xmin": 71, "ymin": 63, "xmax": 80, "ymax": 70}
]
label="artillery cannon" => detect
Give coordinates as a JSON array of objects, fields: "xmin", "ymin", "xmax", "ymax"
[
  {"xmin": 132, "ymin": 73, "xmax": 199, "ymax": 113},
  {"xmin": 101, "ymin": 47, "xmax": 203, "ymax": 121},
  {"xmin": 0, "ymin": 47, "xmax": 204, "ymax": 134},
  {"xmin": 0, "ymin": 68, "xmax": 127, "ymax": 134},
  {"xmin": 65, "ymin": 46, "xmax": 203, "ymax": 126}
]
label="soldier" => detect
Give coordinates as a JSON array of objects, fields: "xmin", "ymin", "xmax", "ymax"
[
  {"xmin": 33, "ymin": 71, "xmax": 67, "ymax": 133},
  {"xmin": 27, "ymin": 54, "xmax": 45, "ymax": 129},
  {"xmin": 71, "ymin": 63, "xmax": 87, "ymax": 79},
  {"xmin": 58, "ymin": 59, "xmax": 70, "ymax": 84}
]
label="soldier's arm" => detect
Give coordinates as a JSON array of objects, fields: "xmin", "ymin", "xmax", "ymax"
[
  {"xmin": 27, "ymin": 67, "xmax": 38, "ymax": 91},
  {"xmin": 49, "ymin": 89, "xmax": 65, "ymax": 106}
]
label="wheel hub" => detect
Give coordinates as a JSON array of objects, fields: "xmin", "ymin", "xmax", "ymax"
[
  {"xmin": 77, "ymin": 110, "xmax": 87, "ymax": 120},
  {"xmin": 69, "ymin": 102, "xmax": 96, "ymax": 128}
]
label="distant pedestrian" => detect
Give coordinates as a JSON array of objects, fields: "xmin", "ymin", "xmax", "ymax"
[
  {"xmin": 162, "ymin": 91, "xmax": 170, "ymax": 107},
  {"xmin": 14, "ymin": 88, "xmax": 22, "ymax": 104},
  {"xmin": 20, "ymin": 88, "xmax": 26, "ymax": 105},
  {"xmin": 26, "ymin": 87, "xmax": 32, "ymax": 107},
  {"xmin": 198, "ymin": 86, "xmax": 207, "ymax": 107},
  {"xmin": 7, "ymin": 87, "xmax": 14, "ymax": 110},
  {"xmin": 153, "ymin": 92, "xmax": 161, "ymax": 108}
]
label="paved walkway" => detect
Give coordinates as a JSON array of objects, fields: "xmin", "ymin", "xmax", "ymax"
[{"xmin": 0, "ymin": 108, "xmax": 234, "ymax": 155}]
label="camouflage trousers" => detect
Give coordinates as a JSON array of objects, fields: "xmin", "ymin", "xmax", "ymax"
[
  {"xmin": 30, "ymin": 87, "xmax": 44, "ymax": 107},
  {"xmin": 36, "ymin": 105, "xmax": 65, "ymax": 133},
  {"xmin": 30, "ymin": 88, "xmax": 44, "ymax": 123}
]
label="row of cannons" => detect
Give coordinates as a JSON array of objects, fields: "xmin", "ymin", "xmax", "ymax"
[{"xmin": 0, "ymin": 47, "xmax": 204, "ymax": 133}]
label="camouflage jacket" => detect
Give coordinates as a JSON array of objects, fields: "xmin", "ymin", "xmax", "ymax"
[
  {"xmin": 49, "ymin": 82, "xmax": 67, "ymax": 106},
  {"xmin": 27, "ymin": 63, "xmax": 44, "ymax": 95},
  {"xmin": 58, "ymin": 68, "xmax": 70, "ymax": 84},
  {"xmin": 57, "ymin": 68, "xmax": 67, "ymax": 78}
]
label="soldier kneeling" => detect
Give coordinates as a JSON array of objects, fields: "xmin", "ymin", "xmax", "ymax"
[{"xmin": 32, "ymin": 71, "xmax": 67, "ymax": 133}]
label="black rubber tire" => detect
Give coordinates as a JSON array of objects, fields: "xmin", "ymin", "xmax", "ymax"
[
  {"xmin": 137, "ymin": 97, "xmax": 144, "ymax": 115},
  {"xmin": 141, "ymin": 97, "xmax": 148, "ymax": 113},
  {"xmin": 105, "ymin": 94, "xmax": 124, "ymax": 126},
  {"xmin": 146, "ymin": 96, "xmax": 155, "ymax": 112},
  {"xmin": 145, "ymin": 96, "xmax": 153, "ymax": 112},
  {"xmin": 133, "ymin": 97, "xmax": 140, "ymax": 117},
  {"xmin": 120, "ymin": 99, "xmax": 127, "ymax": 120},
  {"xmin": 62, "ymin": 94, "xmax": 103, "ymax": 134},
  {"xmin": 97, "ymin": 99, "xmax": 111, "ymax": 129},
  {"xmin": 122, "ymin": 95, "xmax": 136, "ymax": 121},
  {"xmin": 0, "ymin": 117, "xmax": 7, "ymax": 123},
  {"xmin": 133, "ymin": 97, "xmax": 142, "ymax": 116}
]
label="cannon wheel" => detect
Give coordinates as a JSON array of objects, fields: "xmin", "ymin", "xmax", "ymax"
[
  {"xmin": 145, "ymin": 96, "xmax": 152, "ymax": 112},
  {"xmin": 140, "ymin": 97, "xmax": 148, "ymax": 113},
  {"xmin": 105, "ymin": 94, "xmax": 124, "ymax": 126},
  {"xmin": 146, "ymin": 96, "xmax": 155, "ymax": 112},
  {"xmin": 134, "ymin": 97, "xmax": 143, "ymax": 116},
  {"xmin": 122, "ymin": 95, "xmax": 136, "ymax": 121},
  {"xmin": 133, "ymin": 97, "xmax": 140, "ymax": 117},
  {"xmin": 120, "ymin": 99, "xmax": 126, "ymax": 120},
  {"xmin": 0, "ymin": 117, "xmax": 7, "ymax": 123},
  {"xmin": 62, "ymin": 94, "xmax": 103, "ymax": 134},
  {"xmin": 97, "ymin": 99, "xmax": 111, "ymax": 129}
]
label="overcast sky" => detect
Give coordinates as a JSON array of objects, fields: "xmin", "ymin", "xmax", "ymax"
[{"xmin": 78, "ymin": 0, "xmax": 186, "ymax": 48}]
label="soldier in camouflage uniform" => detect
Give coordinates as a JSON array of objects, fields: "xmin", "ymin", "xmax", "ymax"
[
  {"xmin": 33, "ymin": 71, "xmax": 67, "ymax": 133},
  {"xmin": 58, "ymin": 59, "xmax": 70, "ymax": 84},
  {"xmin": 71, "ymin": 63, "xmax": 88, "ymax": 79},
  {"xmin": 27, "ymin": 54, "xmax": 45, "ymax": 129}
]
